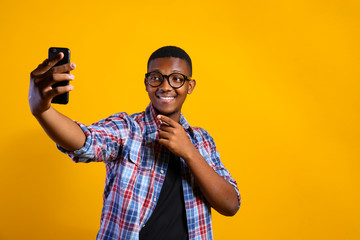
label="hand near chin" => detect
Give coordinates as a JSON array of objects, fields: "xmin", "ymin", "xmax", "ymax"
[{"xmin": 157, "ymin": 115, "xmax": 196, "ymax": 159}]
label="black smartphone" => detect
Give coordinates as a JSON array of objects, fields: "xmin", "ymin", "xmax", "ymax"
[{"xmin": 48, "ymin": 47, "xmax": 70, "ymax": 104}]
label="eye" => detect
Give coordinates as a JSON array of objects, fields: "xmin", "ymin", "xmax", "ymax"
[
  {"xmin": 170, "ymin": 74, "xmax": 184, "ymax": 82},
  {"xmin": 151, "ymin": 76, "xmax": 160, "ymax": 81},
  {"xmin": 148, "ymin": 73, "xmax": 162, "ymax": 82}
]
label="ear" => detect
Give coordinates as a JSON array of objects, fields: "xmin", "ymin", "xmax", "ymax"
[
  {"xmin": 187, "ymin": 79, "xmax": 196, "ymax": 94},
  {"xmin": 144, "ymin": 78, "xmax": 148, "ymax": 92}
]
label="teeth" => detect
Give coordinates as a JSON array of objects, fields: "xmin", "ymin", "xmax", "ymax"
[{"xmin": 159, "ymin": 97, "xmax": 175, "ymax": 99}]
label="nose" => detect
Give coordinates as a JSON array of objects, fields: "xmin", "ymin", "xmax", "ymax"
[{"xmin": 158, "ymin": 76, "xmax": 173, "ymax": 91}]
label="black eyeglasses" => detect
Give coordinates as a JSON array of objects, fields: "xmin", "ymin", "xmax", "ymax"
[{"xmin": 145, "ymin": 71, "xmax": 192, "ymax": 89}]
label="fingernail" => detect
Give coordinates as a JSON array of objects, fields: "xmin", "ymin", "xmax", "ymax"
[
  {"xmin": 69, "ymin": 85, "xmax": 74, "ymax": 90},
  {"xmin": 70, "ymin": 63, "xmax": 76, "ymax": 68},
  {"xmin": 69, "ymin": 74, "xmax": 75, "ymax": 79}
]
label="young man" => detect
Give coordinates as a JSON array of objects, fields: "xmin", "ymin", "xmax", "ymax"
[{"xmin": 29, "ymin": 46, "xmax": 240, "ymax": 240}]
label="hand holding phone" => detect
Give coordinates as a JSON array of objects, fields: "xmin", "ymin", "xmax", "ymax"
[
  {"xmin": 49, "ymin": 47, "xmax": 71, "ymax": 104},
  {"xmin": 29, "ymin": 47, "xmax": 75, "ymax": 116}
]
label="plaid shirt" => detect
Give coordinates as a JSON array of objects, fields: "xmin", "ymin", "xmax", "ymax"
[{"xmin": 59, "ymin": 104, "xmax": 240, "ymax": 240}]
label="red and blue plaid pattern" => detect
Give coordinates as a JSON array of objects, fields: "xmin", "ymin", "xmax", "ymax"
[{"xmin": 58, "ymin": 104, "xmax": 240, "ymax": 240}]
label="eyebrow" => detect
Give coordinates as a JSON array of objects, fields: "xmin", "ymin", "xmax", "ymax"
[{"xmin": 150, "ymin": 69, "xmax": 184, "ymax": 74}]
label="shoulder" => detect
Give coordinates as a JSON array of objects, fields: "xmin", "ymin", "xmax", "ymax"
[
  {"xmin": 106, "ymin": 110, "xmax": 145, "ymax": 121},
  {"xmin": 191, "ymin": 126, "xmax": 217, "ymax": 150},
  {"xmin": 191, "ymin": 126, "xmax": 221, "ymax": 168},
  {"xmin": 92, "ymin": 110, "xmax": 146, "ymax": 133},
  {"xmin": 192, "ymin": 126, "xmax": 214, "ymax": 141},
  {"xmin": 101, "ymin": 110, "xmax": 145, "ymax": 122}
]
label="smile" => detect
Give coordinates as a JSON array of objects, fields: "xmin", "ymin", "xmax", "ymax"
[{"xmin": 157, "ymin": 96, "xmax": 176, "ymax": 103}]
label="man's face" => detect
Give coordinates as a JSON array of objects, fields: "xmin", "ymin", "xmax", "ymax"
[{"xmin": 146, "ymin": 57, "xmax": 196, "ymax": 122}]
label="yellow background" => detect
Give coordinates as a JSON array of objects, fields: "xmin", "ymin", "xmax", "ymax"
[{"xmin": 0, "ymin": 0, "xmax": 359, "ymax": 239}]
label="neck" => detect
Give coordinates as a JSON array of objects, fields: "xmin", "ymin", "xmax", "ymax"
[
  {"xmin": 152, "ymin": 106, "xmax": 181, "ymax": 123},
  {"xmin": 167, "ymin": 112, "xmax": 181, "ymax": 123}
]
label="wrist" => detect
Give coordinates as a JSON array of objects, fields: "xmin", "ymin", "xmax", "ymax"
[
  {"xmin": 33, "ymin": 105, "xmax": 53, "ymax": 119},
  {"xmin": 182, "ymin": 145, "xmax": 200, "ymax": 163}
]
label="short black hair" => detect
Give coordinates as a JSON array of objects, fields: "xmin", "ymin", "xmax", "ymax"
[{"xmin": 147, "ymin": 46, "xmax": 192, "ymax": 76}]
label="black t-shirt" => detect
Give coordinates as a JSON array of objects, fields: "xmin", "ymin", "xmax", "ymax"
[{"xmin": 139, "ymin": 154, "xmax": 189, "ymax": 240}]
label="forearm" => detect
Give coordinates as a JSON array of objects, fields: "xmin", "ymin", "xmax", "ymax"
[
  {"xmin": 34, "ymin": 106, "xmax": 86, "ymax": 151},
  {"xmin": 183, "ymin": 148, "xmax": 239, "ymax": 216},
  {"xmin": 156, "ymin": 115, "xmax": 239, "ymax": 215}
]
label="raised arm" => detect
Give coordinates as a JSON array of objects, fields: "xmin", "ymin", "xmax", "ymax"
[{"xmin": 29, "ymin": 52, "xmax": 86, "ymax": 151}]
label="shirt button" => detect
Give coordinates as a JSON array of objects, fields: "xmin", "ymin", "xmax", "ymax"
[
  {"xmin": 160, "ymin": 170, "xmax": 164, "ymax": 174},
  {"xmin": 153, "ymin": 197, "xmax": 157, "ymax": 202}
]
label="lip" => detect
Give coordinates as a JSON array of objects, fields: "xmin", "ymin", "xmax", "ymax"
[{"xmin": 156, "ymin": 95, "xmax": 176, "ymax": 103}]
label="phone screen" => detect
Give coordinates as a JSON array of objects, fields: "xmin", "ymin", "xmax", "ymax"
[{"xmin": 49, "ymin": 47, "xmax": 70, "ymax": 104}]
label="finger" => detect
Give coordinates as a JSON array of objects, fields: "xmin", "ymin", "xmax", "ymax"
[
  {"xmin": 52, "ymin": 73, "xmax": 75, "ymax": 82},
  {"xmin": 44, "ymin": 84, "xmax": 74, "ymax": 100},
  {"xmin": 159, "ymin": 124, "xmax": 173, "ymax": 132},
  {"xmin": 32, "ymin": 52, "xmax": 64, "ymax": 76},
  {"xmin": 157, "ymin": 115, "xmax": 177, "ymax": 127},
  {"xmin": 38, "ymin": 73, "xmax": 74, "ymax": 89},
  {"xmin": 52, "ymin": 62, "xmax": 76, "ymax": 73},
  {"xmin": 158, "ymin": 130, "xmax": 171, "ymax": 140},
  {"xmin": 158, "ymin": 138, "xmax": 169, "ymax": 147}
]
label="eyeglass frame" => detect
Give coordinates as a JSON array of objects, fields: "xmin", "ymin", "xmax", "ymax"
[{"xmin": 145, "ymin": 71, "xmax": 192, "ymax": 89}]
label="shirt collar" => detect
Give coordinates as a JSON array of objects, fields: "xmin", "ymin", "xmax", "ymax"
[{"xmin": 145, "ymin": 103, "xmax": 193, "ymax": 137}]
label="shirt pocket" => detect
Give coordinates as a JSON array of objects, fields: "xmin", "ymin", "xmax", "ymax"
[
  {"xmin": 118, "ymin": 154, "xmax": 138, "ymax": 190},
  {"xmin": 137, "ymin": 144, "xmax": 155, "ymax": 172},
  {"xmin": 119, "ymin": 145, "xmax": 154, "ymax": 191},
  {"xmin": 126, "ymin": 139, "xmax": 154, "ymax": 171}
]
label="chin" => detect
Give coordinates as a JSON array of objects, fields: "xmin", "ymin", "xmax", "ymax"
[{"xmin": 153, "ymin": 105, "xmax": 179, "ymax": 117}]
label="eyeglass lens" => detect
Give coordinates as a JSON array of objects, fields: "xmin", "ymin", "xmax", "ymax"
[{"xmin": 147, "ymin": 72, "xmax": 185, "ymax": 88}]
